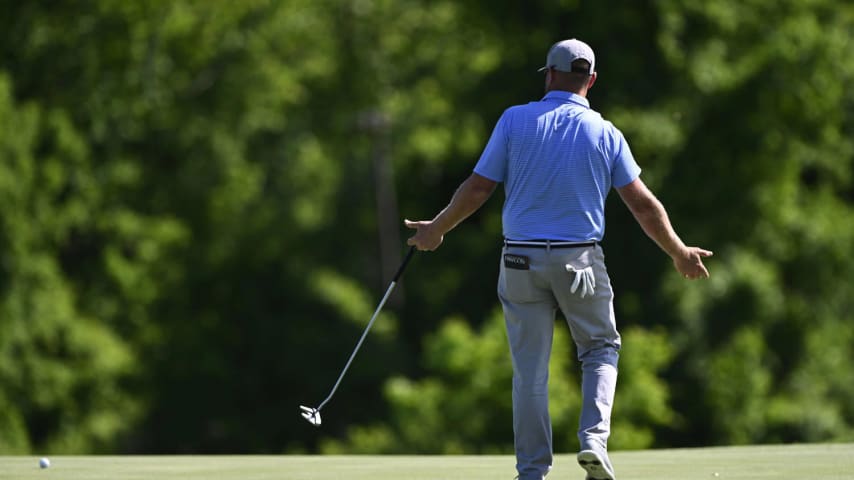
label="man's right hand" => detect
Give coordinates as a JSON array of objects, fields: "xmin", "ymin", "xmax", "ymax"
[{"xmin": 405, "ymin": 219, "xmax": 445, "ymax": 251}]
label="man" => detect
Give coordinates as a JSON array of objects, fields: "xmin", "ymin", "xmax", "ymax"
[{"xmin": 405, "ymin": 39, "xmax": 712, "ymax": 480}]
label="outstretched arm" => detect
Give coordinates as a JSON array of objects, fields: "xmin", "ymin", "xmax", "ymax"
[
  {"xmin": 405, "ymin": 173, "xmax": 498, "ymax": 251},
  {"xmin": 616, "ymin": 178, "xmax": 713, "ymax": 279}
]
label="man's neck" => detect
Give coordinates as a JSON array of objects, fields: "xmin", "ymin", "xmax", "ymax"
[{"xmin": 546, "ymin": 87, "xmax": 587, "ymax": 97}]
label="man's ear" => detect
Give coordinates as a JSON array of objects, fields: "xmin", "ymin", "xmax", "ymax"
[{"xmin": 587, "ymin": 72, "xmax": 597, "ymax": 90}]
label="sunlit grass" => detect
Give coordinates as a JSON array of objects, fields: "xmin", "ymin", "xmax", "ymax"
[{"xmin": 2, "ymin": 443, "xmax": 852, "ymax": 480}]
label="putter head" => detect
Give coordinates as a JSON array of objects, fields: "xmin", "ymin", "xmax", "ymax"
[{"xmin": 300, "ymin": 405, "xmax": 322, "ymax": 426}]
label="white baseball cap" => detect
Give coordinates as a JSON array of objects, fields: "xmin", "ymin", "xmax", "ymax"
[{"xmin": 537, "ymin": 39, "xmax": 596, "ymax": 75}]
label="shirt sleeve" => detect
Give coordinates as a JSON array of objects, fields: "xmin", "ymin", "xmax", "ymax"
[
  {"xmin": 473, "ymin": 112, "xmax": 509, "ymax": 182},
  {"xmin": 607, "ymin": 124, "xmax": 642, "ymax": 188}
]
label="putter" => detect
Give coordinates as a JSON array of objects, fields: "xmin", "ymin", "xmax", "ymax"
[{"xmin": 300, "ymin": 246, "xmax": 416, "ymax": 427}]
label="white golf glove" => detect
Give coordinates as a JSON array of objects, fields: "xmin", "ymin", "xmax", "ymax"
[{"xmin": 566, "ymin": 264, "xmax": 596, "ymax": 298}]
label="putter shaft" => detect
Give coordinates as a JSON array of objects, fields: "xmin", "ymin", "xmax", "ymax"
[{"xmin": 300, "ymin": 247, "xmax": 416, "ymax": 424}]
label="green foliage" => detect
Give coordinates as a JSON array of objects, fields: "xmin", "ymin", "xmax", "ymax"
[
  {"xmin": 1, "ymin": 0, "xmax": 853, "ymax": 455},
  {"xmin": 322, "ymin": 314, "xmax": 676, "ymax": 453},
  {"xmin": 653, "ymin": 0, "xmax": 854, "ymax": 446},
  {"xmin": 0, "ymin": 74, "xmax": 143, "ymax": 452},
  {"xmin": 611, "ymin": 327, "xmax": 676, "ymax": 450},
  {"xmin": 705, "ymin": 327, "xmax": 773, "ymax": 444},
  {"xmin": 320, "ymin": 310, "xmax": 579, "ymax": 454}
]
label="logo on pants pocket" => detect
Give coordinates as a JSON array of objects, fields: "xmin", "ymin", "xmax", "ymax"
[{"xmin": 503, "ymin": 254, "xmax": 530, "ymax": 270}]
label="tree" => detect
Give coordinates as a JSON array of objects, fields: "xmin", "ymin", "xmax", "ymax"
[{"xmin": 1, "ymin": 0, "xmax": 852, "ymax": 455}]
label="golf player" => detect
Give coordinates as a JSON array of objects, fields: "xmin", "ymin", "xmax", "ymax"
[{"xmin": 405, "ymin": 39, "xmax": 713, "ymax": 480}]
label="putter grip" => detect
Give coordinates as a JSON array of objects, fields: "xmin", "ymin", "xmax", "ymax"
[{"xmin": 392, "ymin": 246, "xmax": 416, "ymax": 282}]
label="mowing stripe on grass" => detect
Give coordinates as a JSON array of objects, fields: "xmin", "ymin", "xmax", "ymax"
[{"xmin": 1, "ymin": 443, "xmax": 852, "ymax": 480}]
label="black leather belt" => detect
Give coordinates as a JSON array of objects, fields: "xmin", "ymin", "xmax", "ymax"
[{"xmin": 504, "ymin": 239, "xmax": 598, "ymax": 248}]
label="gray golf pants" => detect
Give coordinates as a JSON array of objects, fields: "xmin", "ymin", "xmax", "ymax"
[{"xmin": 498, "ymin": 244, "xmax": 619, "ymax": 480}]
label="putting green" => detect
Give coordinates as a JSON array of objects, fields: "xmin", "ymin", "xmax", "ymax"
[{"xmin": 2, "ymin": 443, "xmax": 852, "ymax": 479}]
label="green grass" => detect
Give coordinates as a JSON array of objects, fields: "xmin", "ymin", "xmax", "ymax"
[{"xmin": 2, "ymin": 443, "xmax": 853, "ymax": 479}]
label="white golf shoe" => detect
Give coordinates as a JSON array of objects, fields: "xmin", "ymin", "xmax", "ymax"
[{"xmin": 577, "ymin": 450, "xmax": 615, "ymax": 480}]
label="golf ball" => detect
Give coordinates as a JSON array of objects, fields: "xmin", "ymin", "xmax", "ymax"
[{"xmin": 39, "ymin": 457, "xmax": 50, "ymax": 469}]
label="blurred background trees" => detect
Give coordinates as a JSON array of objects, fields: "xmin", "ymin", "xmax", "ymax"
[{"xmin": 0, "ymin": 0, "xmax": 852, "ymax": 454}]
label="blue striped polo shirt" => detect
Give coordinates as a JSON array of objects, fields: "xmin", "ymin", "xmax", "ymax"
[{"xmin": 474, "ymin": 90, "xmax": 641, "ymax": 242}]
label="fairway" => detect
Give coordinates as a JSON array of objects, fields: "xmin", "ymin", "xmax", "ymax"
[{"xmin": 2, "ymin": 443, "xmax": 852, "ymax": 480}]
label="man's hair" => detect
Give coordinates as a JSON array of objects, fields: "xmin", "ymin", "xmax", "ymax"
[{"xmin": 553, "ymin": 59, "xmax": 593, "ymax": 93}]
